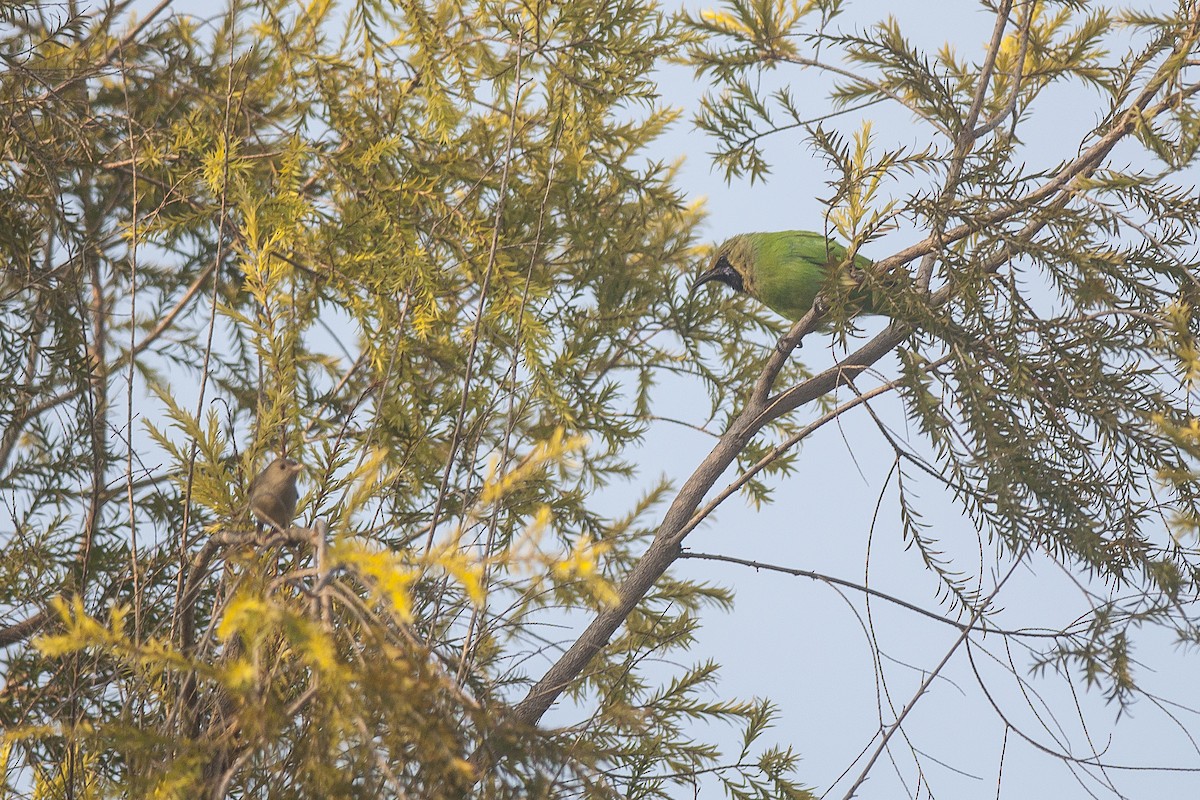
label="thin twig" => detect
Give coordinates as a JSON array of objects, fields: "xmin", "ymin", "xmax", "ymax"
[{"xmin": 678, "ymin": 551, "xmax": 1069, "ymax": 639}]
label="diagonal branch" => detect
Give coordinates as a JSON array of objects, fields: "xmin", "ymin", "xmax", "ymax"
[{"xmin": 469, "ymin": 16, "xmax": 1200, "ymax": 779}]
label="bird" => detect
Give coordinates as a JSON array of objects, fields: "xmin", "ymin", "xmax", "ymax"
[
  {"xmin": 248, "ymin": 456, "xmax": 303, "ymax": 534},
  {"xmin": 690, "ymin": 230, "xmax": 879, "ymax": 321}
]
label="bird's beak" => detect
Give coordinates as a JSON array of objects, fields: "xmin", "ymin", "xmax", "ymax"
[{"xmin": 689, "ymin": 256, "xmax": 743, "ymax": 296}]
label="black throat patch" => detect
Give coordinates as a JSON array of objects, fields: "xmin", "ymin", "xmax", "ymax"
[{"xmin": 691, "ymin": 255, "xmax": 744, "ymax": 295}]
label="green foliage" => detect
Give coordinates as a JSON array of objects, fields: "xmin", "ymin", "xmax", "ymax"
[
  {"xmin": 682, "ymin": 0, "xmax": 1200, "ymax": 720},
  {"xmin": 7, "ymin": 0, "xmax": 1200, "ymax": 797},
  {"xmin": 0, "ymin": 0, "xmax": 803, "ymax": 797}
]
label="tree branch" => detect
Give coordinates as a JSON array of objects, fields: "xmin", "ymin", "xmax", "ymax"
[{"xmin": 467, "ymin": 24, "xmax": 1200, "ymax": 781}]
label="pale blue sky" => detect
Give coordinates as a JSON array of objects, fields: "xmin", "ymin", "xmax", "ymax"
[{"xmin": 639, "ymin": 2, "xmax": 1200, "ymax": 798}]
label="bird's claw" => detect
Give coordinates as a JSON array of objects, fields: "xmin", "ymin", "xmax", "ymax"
[{"xmin": 775, "ymin": 337, "xmax": 803, "ymax": 353}]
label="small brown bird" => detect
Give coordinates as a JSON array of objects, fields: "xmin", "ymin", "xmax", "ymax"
[{"xmin": 249, "ymin": 456, "xmax": 303, "ymax": 533}]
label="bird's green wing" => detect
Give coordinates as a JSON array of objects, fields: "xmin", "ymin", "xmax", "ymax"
[{"xmin": 748, "ymin": 231, "xmax": 873, "ymax": 320}]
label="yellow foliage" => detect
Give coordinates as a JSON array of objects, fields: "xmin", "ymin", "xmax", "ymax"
[
  {"xmin": 701, "ymin": 9, "xmax": 752, "ymax": 37},
  {"xmin": 218, "ymin": 594, "xmax": 272, "ymax": 642},
  {"xmin": 222, "ymin": 658, "xmax": 258, "ymax": 692},
  {"xmin": 479, "ymin": 427, "xmax": 587, "ymax": 506},
  {"xmin": 336, "ymin": 543, "xmax": 418, "ymax": 621},
  {"xmin": 290, "ymin": 617, "xmax": 340, "ymax": 675},
  {"xmin": 552, "ymin": 534, "xmax": 619, "ymax": 606},
  {"xmin": 434, "ymin": 547, "xmax": 487, "ymax": 607},
  {"xmin": 1160, "ymin": 299, "xmax": 1200, "ymax": 386},
  {"xmin": 827, "ymin": 122, "xmax": 898, "ymax": 247},
  {"xmin": 35, "ymin": 597, "xmax": 125, "ymax": 656},
  {"xmin": 214, "ymin": 587, "xmax": 345, "ymax": 681},
  {"xmin": 345, "ymin": 446, "xmax": 393, "ymax": 511}
]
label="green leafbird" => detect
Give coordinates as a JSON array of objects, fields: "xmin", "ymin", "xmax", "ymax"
[{"xmin": 690, "ymin": 230, "xmax": 878, "ymax": 321}]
